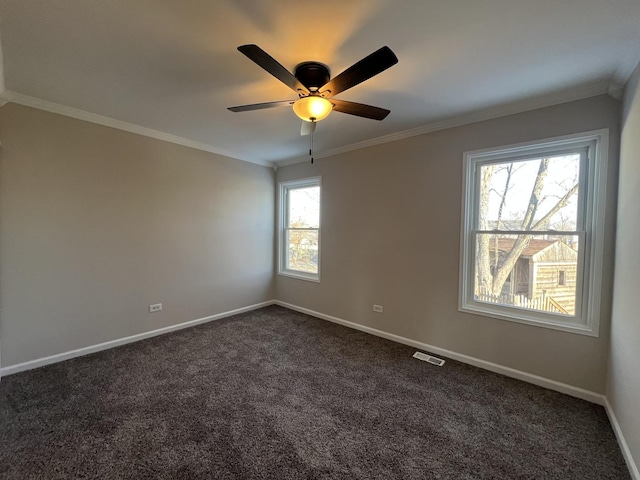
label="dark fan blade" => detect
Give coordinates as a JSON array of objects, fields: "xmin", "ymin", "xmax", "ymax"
[
  {"xmin": 320, "ymin": 46, "xmax": 398, "ymax": 98},
  {"xmin": 330, "ymin": 99, "xmax": 390, "ymax": 120},
  {"xmin": 301, "ymin": 121, "xmax": 317, "ymax": 136},
  {"xmin": 238, "ymin": 45, "xmax": 310, "ymax": 95},
  {"xmin": 228, "ymin": 100, "xmax": 294, "ymax": 112}
]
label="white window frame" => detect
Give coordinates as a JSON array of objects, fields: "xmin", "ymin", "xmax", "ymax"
[
  {"xmin": 459, "ymin": 130, "xmax": 609, "ymax": 336},
  {"xmin": 278, "ymin": 177, "xmax": 321, "ymax": 282}
]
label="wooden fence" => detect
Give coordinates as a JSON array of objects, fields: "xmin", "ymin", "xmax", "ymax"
[{"xmin": 476, "ymin": 287, "xmax": 569, "ymax": 315}]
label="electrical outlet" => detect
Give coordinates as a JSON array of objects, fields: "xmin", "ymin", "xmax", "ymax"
[
  {"xmin": 149, "ymin": 303, "xmax": 162, "ymax": 313},
  {"xmin": 373, "ymin": 304, "xmax": 383, "ymax": 313}
]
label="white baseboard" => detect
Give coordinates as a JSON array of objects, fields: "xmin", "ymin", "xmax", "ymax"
[
  {"xmin": 604, "ymin": 398, "xmax": 640, "ymax": 480},
  {"xmin": 0, "ymin": 300, "xmax": 276, "ymax": 377},
  {"xmin": 274, "ymin": 300, "xmax": 605, "ymax": 405}
]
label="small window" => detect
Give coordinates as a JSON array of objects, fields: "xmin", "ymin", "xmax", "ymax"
[
  {"xmin": 558, "ymin": 270, "xmax": 566, "ymax": 287},
  {"xmin": 278, "ymin": 177, "xmax": 321, "ymax": 282},
  {"xmin": 459, "ymin": 131, "xmax": 608, "ymax": 335}
]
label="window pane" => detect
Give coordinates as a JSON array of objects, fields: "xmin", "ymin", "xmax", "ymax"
[
  {"xmin": 288, "ymin": 186, "xmax": 320, "ymax": 228},
  {"xmin": 474, "ymin": 233, "xmax": 579, "ymax": 317},
  {"xmin": 479, "ymin": 154, "xmax": 580, "ymax": 232},
  {"xmin": 286, "ymin": 229, "xmax": 319, "ymax": 274}
]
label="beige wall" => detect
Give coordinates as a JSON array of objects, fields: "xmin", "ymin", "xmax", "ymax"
[
  {"xmin": 0, "ymin": 103, "xmax": 275, "ymax": 367},
  {"xmin": 0, "ymin": 94, "xmax": 624, "ymax": 397},
  {"xmin": 276, "ymin": 95, "xmax": 620, "ymax": 394},
  {"xmin": 608, "ymin": 61, "xmax": 640, "ymax": 470}
]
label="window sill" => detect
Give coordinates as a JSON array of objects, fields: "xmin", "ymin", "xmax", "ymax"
[
  {"xmin": 459, "ymin": 303, "xmax": 598, "ymax": 337},
  {"xmin": 278, "ymin": 270, "xmax": 320, "ymax": 283}
]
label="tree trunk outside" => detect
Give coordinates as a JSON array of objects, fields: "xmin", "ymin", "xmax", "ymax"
[
  {"xmin": 489, "ymin": 159, "xmax": 549, "ymax": 294},
  {"xmin": 476, "ymin": 165, "xmax": 495, "ymax": 292}
]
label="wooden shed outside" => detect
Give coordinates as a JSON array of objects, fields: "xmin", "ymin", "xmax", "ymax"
[{"xmin": 489, "ymin": 238, "xmax": 578, "ymax": 315}]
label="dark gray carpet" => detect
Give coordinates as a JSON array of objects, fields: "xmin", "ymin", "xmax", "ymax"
[{"xmin": 0, "ymin": 305, "xmax": 629, "ymax": 479}]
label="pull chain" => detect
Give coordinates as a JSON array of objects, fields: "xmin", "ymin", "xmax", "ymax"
[{"xmin": 309, "ymin": 121, "xmax": 315, "ymax": 164}]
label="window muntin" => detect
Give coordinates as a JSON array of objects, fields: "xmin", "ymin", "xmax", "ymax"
[
  {"xmin": 279, "ymin": 178, "xmax": 321, "ymax": 281},
  {"xmin": 460, "ymin": 131, "xmax": 608, "ymax": 335}
]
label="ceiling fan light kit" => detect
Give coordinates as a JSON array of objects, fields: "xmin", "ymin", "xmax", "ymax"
[{"xmin": 292, "ymin": 96, "xmax": 333, "ymax": 122}]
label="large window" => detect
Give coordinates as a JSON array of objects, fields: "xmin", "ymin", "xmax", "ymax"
[
  {"xmin": 278, "ymin": 177, "xmax": 321, "ymax": 281},
  {"xmin": 459, "ymin": 131, "xmax": 608, "ymax": 335}
]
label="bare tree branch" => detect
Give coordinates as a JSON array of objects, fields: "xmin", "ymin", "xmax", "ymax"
[
  {"xmin": 490, "ymin": 160, "xmax": 579, "ymax": 294},
  {"xmin": 521, "ymin": 158, "xmax": 549, "ymax": 230},
  {"xmin": 531, "ymin": 183, "xmax": 578, "ymax": 230}
]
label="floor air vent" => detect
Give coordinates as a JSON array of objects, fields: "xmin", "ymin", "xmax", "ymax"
[{"xmin": 413, "ymin": 351, "xmax": 445, "ymax": 366}]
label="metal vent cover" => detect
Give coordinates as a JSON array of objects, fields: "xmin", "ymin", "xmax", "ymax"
[{"xmin": 413, "ymin": 351, "xmax": 445, "ymax": 366}]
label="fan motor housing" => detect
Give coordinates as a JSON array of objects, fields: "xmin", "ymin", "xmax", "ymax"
[{"xmin": 294, "ymin": 62, "xmax": 330, "ymax": 91}]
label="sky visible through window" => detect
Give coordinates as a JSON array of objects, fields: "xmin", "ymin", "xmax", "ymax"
[
  {"xmin": 483, "ymin": 154, "xmax": 580, "ymax": 230},
  {"xmin": 288, "ymin": 187, "xmax": 320, "ymax": 228}
]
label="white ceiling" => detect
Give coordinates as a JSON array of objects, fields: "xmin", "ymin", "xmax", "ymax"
[{"xmin": 1, "ymin": 0, "xmax": 639, "ymax": 166}]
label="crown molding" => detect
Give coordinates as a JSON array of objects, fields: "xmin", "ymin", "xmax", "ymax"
[
  {"xmin": 2, "ymin": 91, "xmax": 275, "ymax": 168},
  {"xmin": 2, "ymin": 79, "xmax": 615, "ymax": 169},
  {"xmin": 276, "ymin": 81, "xmax": 613, "ymax": 167}
]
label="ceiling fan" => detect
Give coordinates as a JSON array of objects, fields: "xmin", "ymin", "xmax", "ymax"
[{"xmin": 227, "ymin": 44, "xmax": 398, "ymax": 137}]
